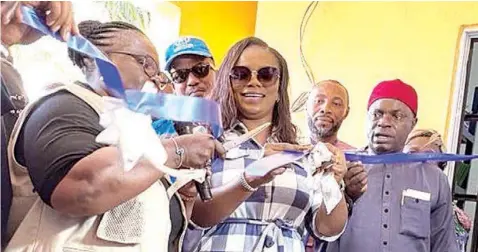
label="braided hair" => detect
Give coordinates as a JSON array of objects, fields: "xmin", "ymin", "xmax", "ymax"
[{"xmin": 67, "ymin": 20, "xmax": 144, "ymax": 68}]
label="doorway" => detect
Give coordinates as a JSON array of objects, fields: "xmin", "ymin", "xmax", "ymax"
[{"xmin": 447, "ymin": 27, "xmax": 478, "ymax": 252}]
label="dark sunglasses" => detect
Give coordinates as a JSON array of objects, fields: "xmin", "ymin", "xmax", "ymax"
[
  {"xmin": 229, "ymin": 66, "xmax": 280, "ymax": 87},
  {"xmin": 170, "ymin": 63, "xmax": 213, "ymax": 84}
]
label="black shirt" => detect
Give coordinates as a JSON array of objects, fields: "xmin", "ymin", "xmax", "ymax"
[{"xmin": 15, "ymin": 84, "xmax": 184, "ymax": 249}]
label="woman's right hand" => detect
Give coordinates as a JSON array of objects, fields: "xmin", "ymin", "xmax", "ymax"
[{"xmin": 172, "ymin": 134, "xmax": 225, "ymax": 168}]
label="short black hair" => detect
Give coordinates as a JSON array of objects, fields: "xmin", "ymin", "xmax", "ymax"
[{"xmin": 67, "ymin": 20, "xmax": 144, "ymax": 68}]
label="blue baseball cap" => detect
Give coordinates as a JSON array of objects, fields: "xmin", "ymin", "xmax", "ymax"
[{"xmin": 164, "ymin": 36, "xmax": 213, "ymax": 71}]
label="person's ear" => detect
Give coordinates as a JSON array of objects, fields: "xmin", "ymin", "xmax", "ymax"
[
  {"xmin": 344, "ymin": 106, "xmax": 350, "ymax": 119},
  {"xmin": 412, "ymin": 117, "xmax": 418, "ymax": 129}
]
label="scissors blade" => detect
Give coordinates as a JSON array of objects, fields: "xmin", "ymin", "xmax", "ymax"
[{"xmin": 222, "ymin": 122, "xmax": 271, "ymax": 151}]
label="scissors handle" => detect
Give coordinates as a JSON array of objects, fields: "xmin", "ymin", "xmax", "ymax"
[
  {"xmin": 195, "ymin": 166, "xmax": 212, "ymax": 201},
  {"xmin": 173, "ymin": 123, "xmax": 214, "ymax": 202}
]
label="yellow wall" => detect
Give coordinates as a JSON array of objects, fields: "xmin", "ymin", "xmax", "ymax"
[
  {"xmin": 173, "ymin": 1, "xmax": 257, "ymax": 64},
  {"xmin": 255, "ymin": 2, "xmax": 478, "ymax": 147}
]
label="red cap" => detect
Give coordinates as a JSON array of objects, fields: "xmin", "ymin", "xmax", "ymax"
[{"xmin": 367, "ymin": 79, "xmax": 418, "ymax": 115}]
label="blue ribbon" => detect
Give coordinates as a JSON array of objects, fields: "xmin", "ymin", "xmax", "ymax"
[
  {"xmin": 344, "ymin": 152, "xmax": 478, "ymax": 164},
  {"xmin": 126, "ymin": 90, "xmax": 222, "ymax": 137},
  {"xmin": 260, "ymin": 150, "xmax": 478, "ymax": 167},
  {"xmin": 20, "ymin": 6, "xmax": 223, "ymax": 138},
  {"xmin": 20, "ymin": 6, "xmax": 125, "ymax": 98}
]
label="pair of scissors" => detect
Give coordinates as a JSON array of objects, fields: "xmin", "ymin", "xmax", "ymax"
[
  {"xmin": 220, "ymin": 122, "xmax": 271, "ymax": 152},
  {"xmin": 190, "ymin": 122, "xmax": 270, "ymax": 201}
]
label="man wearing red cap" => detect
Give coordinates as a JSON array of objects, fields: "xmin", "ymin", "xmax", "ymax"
[{"xmin": 327, "ymin": 79, "xmax": 459, "ymax": 252}]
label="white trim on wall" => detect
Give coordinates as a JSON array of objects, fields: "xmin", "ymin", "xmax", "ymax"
[{"xmin": 445, "ymin": 26, "xmax": 478, "ymax": 186}]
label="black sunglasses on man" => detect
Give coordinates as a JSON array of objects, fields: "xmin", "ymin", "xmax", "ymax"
[{"xmin": 170, "ymin": 63, "xmax": 214, "ymax": 84}]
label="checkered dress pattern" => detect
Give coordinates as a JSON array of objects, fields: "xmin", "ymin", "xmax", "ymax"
[{"xmin": 188, "ymin": 122, "xmax": 342, "ymax": 252}]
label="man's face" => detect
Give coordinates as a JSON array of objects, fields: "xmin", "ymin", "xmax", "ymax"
[
  {"xmin": 169, "ymin": 55, "xmax": 215, "ymax": 98},
  {"xmin": 102, "ymin": 30, "xmax": 175, "ymax": 94},
  {"xmin": 84, "ymin": 29, "xmax": 174, "ymax": 96},
  {"xmin": 306, "ymin": 81, "xmax": 349, "ymax": 140},
  {"xmin": 366, "ymin": 99, "xmax": 417, "ymax": 154}
]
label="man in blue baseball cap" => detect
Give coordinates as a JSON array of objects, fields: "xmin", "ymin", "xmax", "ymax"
[
  {"xmin": 164, "ymin": 36, "xmax": 216, "ymax": 252},
  {"xmin": 165, "ymin": 36, "xmax": 215, "ymax": 98}
]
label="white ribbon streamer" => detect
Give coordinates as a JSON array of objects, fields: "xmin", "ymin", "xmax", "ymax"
[{"xmin": 305, "ymin": 142, "xmax": 343, "ymax": 215}]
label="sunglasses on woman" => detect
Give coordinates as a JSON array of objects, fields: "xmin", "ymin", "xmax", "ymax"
[
  {"xmin": 170, "ymin": 63, "xmax": 213, "ymax": 84},
  {"xmin": 229, "ymin": 66, "xmax": 280, "ymax": 87}
]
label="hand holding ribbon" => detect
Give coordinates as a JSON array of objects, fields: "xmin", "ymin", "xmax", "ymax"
[
  {"xmin": 305, "ymin": 143, "xmax": 345, "ymax": 215},
  {"xmin": 322, "ymin": 143, "xmax": 347, "ymax": 183},
  {"xmin": 20, "ymin": 6, "xmax": 224, "ymax": 139},
  {"xmin": 344, "ymin": 161, "xmax": 367, "ymax": 201},
  {"xmin": 20, "ymin": 5, "xmax": 478, "ymax": 197},
  {"xmin": 2, "ymin": 1, "xmax": 79, "ymax": 41},
  {"xmin": 19, "ymin": 6, "xmax": 225, "ymax": 199},
  {"xmin": 95, "ymin": 97, "xmax": 207, "ymax": 198}
]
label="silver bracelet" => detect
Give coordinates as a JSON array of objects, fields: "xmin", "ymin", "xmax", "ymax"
[
  {"xmin": 239, "ymin": 172, "xmax": 258, "ymax": 192},
  {"xmin": 170, "ymin": 137, "xmax": 184, "ymax": 168}
]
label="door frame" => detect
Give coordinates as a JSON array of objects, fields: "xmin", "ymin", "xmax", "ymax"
[{"xmin": 445, "ymin": 25, "xmax": 478, "ymax": 185}]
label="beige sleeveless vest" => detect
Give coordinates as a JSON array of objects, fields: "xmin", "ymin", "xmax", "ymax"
[{"xmin": 5, "ymin": 83, "xmax": 187, "ymax": 252}]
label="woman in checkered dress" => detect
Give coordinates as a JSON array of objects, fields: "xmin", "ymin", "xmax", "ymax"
[{"xmin": 186, "ymin": 37, "xmax": 349, "ymax": 252}]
